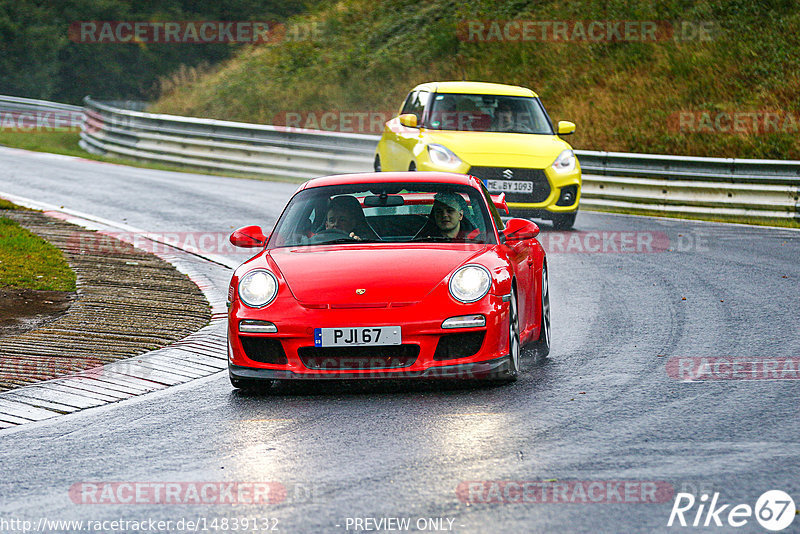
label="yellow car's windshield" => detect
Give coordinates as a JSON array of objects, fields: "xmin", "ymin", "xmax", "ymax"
[{"xmin": 426, "ymin": 94, "xmax": 553, "ymax": 134}]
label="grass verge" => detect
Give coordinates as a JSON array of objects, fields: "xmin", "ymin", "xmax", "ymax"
[
  {"xmin": 0, "ymin": 204, "xmax": 77, "ymax": 292},
  {"xmin": 0, "ymin": 199, "xmax": 22, "ymax": 210}
]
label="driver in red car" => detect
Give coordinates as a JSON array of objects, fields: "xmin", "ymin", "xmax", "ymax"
[{"xmin": 323, "ymin": 195, "xmax": 378, "ymax": 241}]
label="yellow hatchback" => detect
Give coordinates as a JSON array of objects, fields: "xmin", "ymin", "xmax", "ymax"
[{"xmin": 375, "ymin": 81, "xmax": 581, "ymax": 229}]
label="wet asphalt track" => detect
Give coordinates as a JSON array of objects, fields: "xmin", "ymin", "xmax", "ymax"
[{"xmin": 0, "ymin": 147, "xmax": 799, "ymax": 533}]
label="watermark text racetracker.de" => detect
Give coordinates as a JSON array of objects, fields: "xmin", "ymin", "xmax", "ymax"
[
  {"xmin": 0, "ymin": 357, "xmax": 106, "ymax": 382},
  {"xmin": 539, "ymin": 231, "xmax": 669, "ymax": 254},
  {"xmin": 272, "ymin": 110, "xmax": 396, "ymax": 135},
  {"xmin": 272, "ymin": 110, "xmax": 521, "ymax": 135},
  {"xmin": 64, "ymin": 231, "xmax": 252, "ymax": 256},
  {"xmin": 0, "ymin": 111, "xmax": 83, "ymax": 133},
  {"xmin": 457, "ymin": 480, "xmax": 675, "ymax": 504},
  {"xmin": 669, "ymin": 111, "xmax": 800, "ymax": 135},
  {"xmin": 667, "ymin": 356, "xmax": 800, "ymax": 381},
  {"xmin": 537, "ymin": 230, "xmax": 709, "ymax": 254},
  {"xmin": 69, "ymin": 20, "xmax": 321, "ymax": 44},
  {"xmin": 69, "ymin": 481, "xmax": 285, "ymax": 505},
  {"xmin": 457, "ymin": 20, "xmax": 717, "ymax": 43}
]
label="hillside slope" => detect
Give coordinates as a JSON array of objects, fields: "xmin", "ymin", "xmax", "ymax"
[{"xmin": 152, "ymin": 0, "xmax": 800, "ymax": 159}]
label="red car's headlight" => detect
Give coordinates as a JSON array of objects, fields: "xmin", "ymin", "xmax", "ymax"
[
  {"xmin": 238, "ymin": 269, "xmax": 278, "ymax": 308},
  {"xmin": 449, "ymin": 265, "xmax": 492, "ymax": 303}
]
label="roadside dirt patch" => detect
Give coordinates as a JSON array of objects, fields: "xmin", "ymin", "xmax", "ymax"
[{"xmin": 0, "ymin": 288, "xmax": 76, "ymax": 337}]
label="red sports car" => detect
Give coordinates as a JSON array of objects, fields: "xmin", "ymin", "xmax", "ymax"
[{"xmin": 227, "ymin": 172, "xmax": 550, "ymax": 388}]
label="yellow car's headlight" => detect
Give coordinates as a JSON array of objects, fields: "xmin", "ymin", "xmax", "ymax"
[
  {"xmin": 551, "ymin": 149, "xmax": 576, "ymax": 174},
  {"xmin": 427, "ymin": 144, "xmax": 463, "ymax": 168}
]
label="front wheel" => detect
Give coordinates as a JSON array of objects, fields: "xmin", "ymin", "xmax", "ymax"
[
  {"xmin": 492, "ymin": 286, "xmax": 520, "ymax": 383},
  {"xmin": 531, "ymin": 263, "xmax": 551, "ymax": 360},
  {"xmin": 408, "ymin": 161, "xmax": 416, "ymax": 171},
  {"xmin": 374, "ymin": 154, "xmax": 381, "ymax": 172},
  {"xmin": 551, "ymin": 211, "xmax": 577, "ymax": 230}
]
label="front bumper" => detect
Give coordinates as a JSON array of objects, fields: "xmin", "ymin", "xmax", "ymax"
[
  {"xmin": 229, "ymin": 354, "xmax": 513, "ymax": 381},
  {"xmin": 228, "ymin": 294, "xmax": 512, "ymax": 380},
  {"xmin": 492, "ymin": 166, "xmax": 581, "ymax": 215}
]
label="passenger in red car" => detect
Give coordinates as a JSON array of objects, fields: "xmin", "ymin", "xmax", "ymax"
[
  {"xmin": 432, "ymin": 193, "xmax": 464, "ymax": 238},
  {"xmin": 424, "ymin": 192, "xmax": 479, "ymax": 240}
]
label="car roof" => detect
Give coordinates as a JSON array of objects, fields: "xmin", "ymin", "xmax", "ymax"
[
  {"xmin": 411, "ymin": 81, "xmax": 537, "ymax": 97},
  {"xmin": 299, "ymin": 172, "xmax": 484, "ymax": 190}
]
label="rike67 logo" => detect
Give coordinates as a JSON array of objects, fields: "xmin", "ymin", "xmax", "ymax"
[{"xmin": 668, "ymin": 490, "xmax": 796, "ymax": 531}]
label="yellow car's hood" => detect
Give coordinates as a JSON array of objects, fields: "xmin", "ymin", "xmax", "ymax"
[{"xmin": 424, "ymin": 130, "xmax": 570, "ymax": 168}]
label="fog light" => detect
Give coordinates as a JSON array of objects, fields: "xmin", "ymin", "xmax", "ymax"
[
  {"xmin": 442, "ymin": 314, "xmax": 486, "ymax": 329},
  {"xmin": 239, "ymin": 320, "xmax": 278, "ymax": 333},
  {"xmin": 557, "ymin": 185, "xmax": 578, "ymax": 206}
]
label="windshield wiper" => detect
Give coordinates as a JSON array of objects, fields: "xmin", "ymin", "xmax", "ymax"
[
  {"xmin": 411, "ymin": 236, "xmax": 454, "ymax": 242},
  {"xmin": 316, "ymin": 238, "xmax": 359, "ymax": 245},
  {"xmin": 308, "ymin": 238, "xmax": 383, "ymax": 245}
]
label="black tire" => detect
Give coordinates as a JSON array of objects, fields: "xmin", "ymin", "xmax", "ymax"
[
  {"xmin": 531, "ymin": 263, "xmax": 551, "ymax": 360},
  {"xmin": 551, "ymin": 211, "xmax": 577, "ymax": 230},
  {"xmin": 491, "ymin": 286, "xmax": 520, "ymax": 383},
  {"xmin": 408, "ymin": 162, "xmax": 416, "ymax": 171},
  {"xmin": 508, "ymin": 286, "xmax": 521, "ymax": 378},
  {"xmin": 374, "ymin": 154, "xmax": 381, "ymax": 172}
]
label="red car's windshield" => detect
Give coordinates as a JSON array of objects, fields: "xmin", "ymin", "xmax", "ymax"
[{"xmin": 268, "ymin": 182, "xmax": 498, "ymax": 248}]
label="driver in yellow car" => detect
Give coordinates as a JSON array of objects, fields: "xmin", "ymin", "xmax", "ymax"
[{"xmin": 491, "ymin": 101, "xmax": 516, "ymax": 132}]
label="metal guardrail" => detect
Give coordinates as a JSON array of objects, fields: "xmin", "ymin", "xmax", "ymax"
[
  {"xmin": 59, "ymin": 97, "xmax": 799, "ymax": 222},
  {"xmin": 577, "ymin": 150, "xmax": 800, "ymax": 221},
  {"xmin": 0, "ymin": 95, "xmax": 84, "ymax": 131},
  {"xmin": 80, "ymin": 97, "xmax": 376, "ymax": 181},
  {"xmin": 0, "ymin": 94, "xmax": 83, "ymax": 114}
]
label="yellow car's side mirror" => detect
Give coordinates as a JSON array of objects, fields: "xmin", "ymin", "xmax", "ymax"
[
  {"xmin": 399, "ymin": 114, "xmax": 418, "ymax": 128},
  {"xmin": 557, "ymin": 121, "xmax": 576, "ymax": 135}
]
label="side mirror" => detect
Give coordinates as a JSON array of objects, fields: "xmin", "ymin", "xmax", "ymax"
[
  {"xmin": 490, "ymin": 193, "xmax": 510, "ymax": 215},
  {"xmin": 557, "ymin": 121, "xmax": 576, "ymax": 135},
  {"xmin": 398, "ymin": 113, "xmax": 418, "ymax": 128},
  {"xmin": 230, "ymin": 225, "xmax": 267, "ymax": 248},
  {"xmin": 502, "ymin": 218, "xmax": 539, "ymax": 243}
]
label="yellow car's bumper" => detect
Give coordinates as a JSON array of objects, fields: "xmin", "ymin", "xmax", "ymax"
[{"xmin": 506, "ymin": 165, "xmax": 582, "ymax": 214}]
